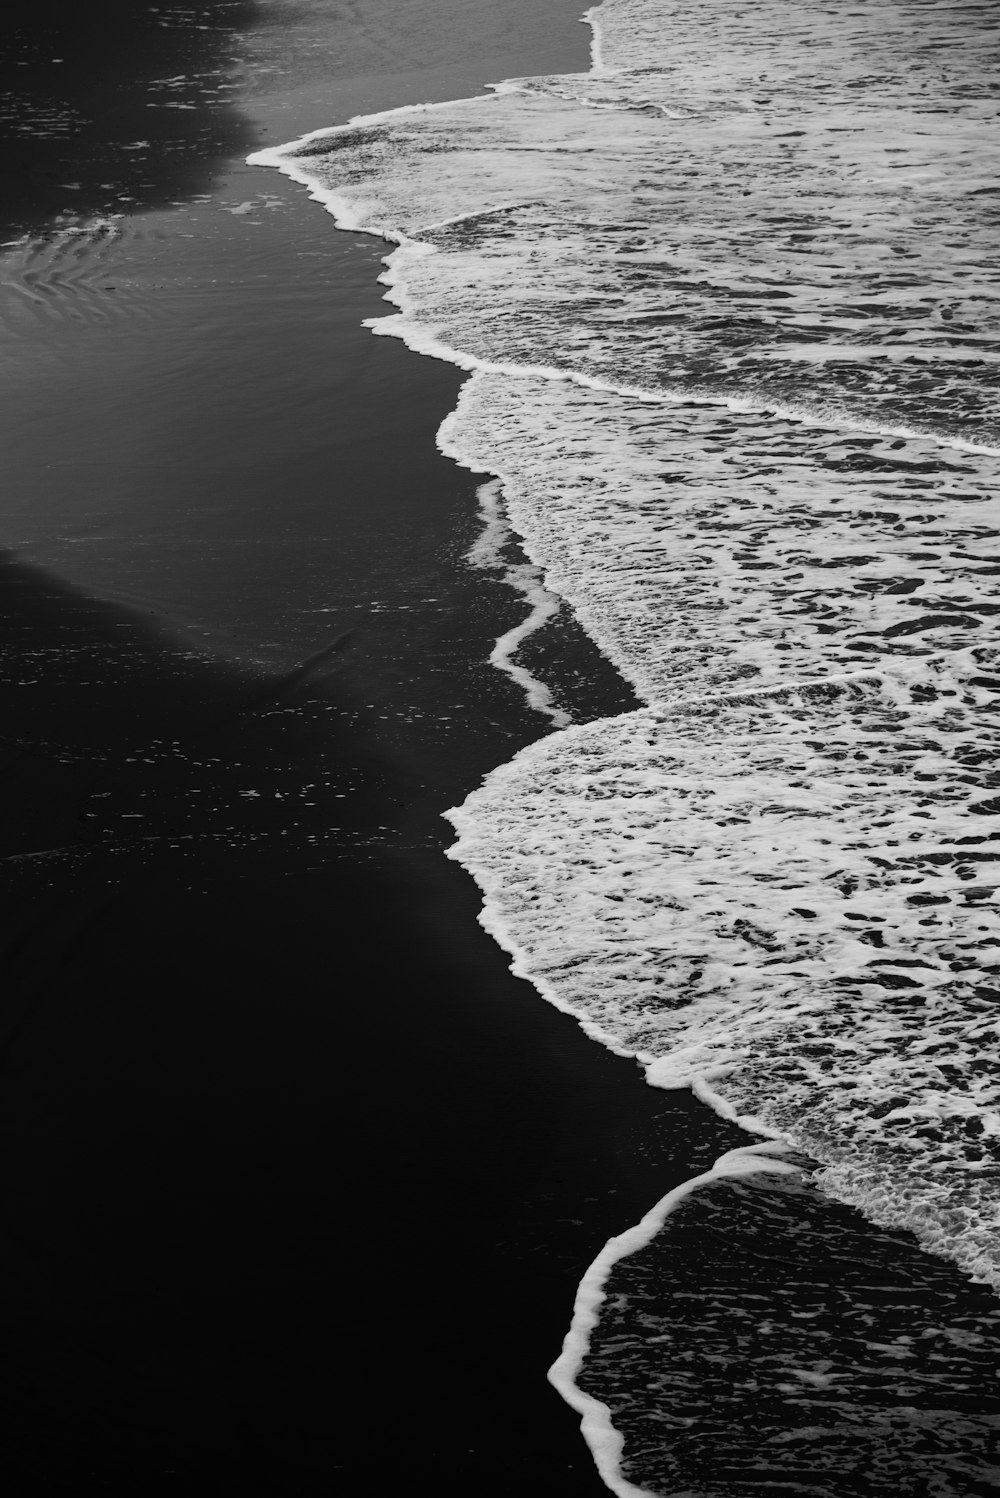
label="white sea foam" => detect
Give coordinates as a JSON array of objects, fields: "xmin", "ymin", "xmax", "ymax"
[
  {"xmin": 462, "ymin": 478, "xmax": 571, "ymax": 727},
  {"xmin": 554, "ymin": 1138, "xmax": 1000, "ymax": 1495},
  {"xmin": 249, "ymin": 0, "xmax": 1000, "ymax": 1490},
  {"xmin": 250, "ymin": 0, "xmax": 1000, "ymax": 448},
  {"xmin": 447, "ymin": 659, "xmax": 1000, "ymax": 1285},
  {"xmin": 443, "ymin": 371, "xmax": 1000, "ymax": 703},
  {"xmin": 549, "ymin": 1141, "xmax": 806, "ymax": 1498}
]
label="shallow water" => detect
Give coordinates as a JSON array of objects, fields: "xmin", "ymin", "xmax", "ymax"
[{"xmin": 573, "ymin": 1156, "xmax": 1000, "ymax": 1497}]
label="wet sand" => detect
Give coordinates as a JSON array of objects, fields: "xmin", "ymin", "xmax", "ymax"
[{"xmin": 0, "ymin": 3, "xmax": 750, "ymax": 1491}]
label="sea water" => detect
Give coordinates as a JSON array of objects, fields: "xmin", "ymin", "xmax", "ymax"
[{"xmin": 250, "ymin": 2, "xmax": 1000, "ymax": 1491}]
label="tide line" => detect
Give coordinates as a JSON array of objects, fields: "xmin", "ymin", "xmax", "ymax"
[
  {"xmin": 467, "ymin": 480, "xmax": 571, "ymax": 729},
  {"xmin": 548, "ymin": 1139, "xmax": 807, "ymax": 1498}
]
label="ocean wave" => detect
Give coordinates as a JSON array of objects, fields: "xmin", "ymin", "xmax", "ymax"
[
  {"xmin": 446, "ymin": 657, "xmax": 1000, "ymax": 1287},
  {"xmin": 250, "ymin": 0, "xmax": 1000, "ymax": 449},
  {"xmin": 440, "ymin": 371, "xmax": 1000, "ymax": 702},
  {"xmin": 550, "ymin": 1141, "xmax": 1000, "ymax": 1497},
  {"xmin": 249, "ymin": 0, "xmax": 1000, "ymax": 1489}
]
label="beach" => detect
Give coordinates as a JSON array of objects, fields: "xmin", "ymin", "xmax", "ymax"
[
  {"xmin": 0, "ymin": 2, "xmax": 748, "ymax": 1491},
  {"xmin": 4, "ymin": 2, "xmax": 1000, "ymax": 1494}
]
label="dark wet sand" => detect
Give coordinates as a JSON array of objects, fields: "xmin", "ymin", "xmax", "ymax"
[
  {"xmin": 0, "ymin": 522, "xmax": 748, "ymax": 1497},
  {"xmin": 0, "ymin": 3, "xmax": 749, "ymax": 1492}
]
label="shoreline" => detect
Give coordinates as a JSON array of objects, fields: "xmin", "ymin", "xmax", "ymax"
[
  {"xmin": 0, "ymin": 3, "xmax": 751, "ymax": 1490},
  {"xmin": 5, "ymin": 3, "xmax": 999, "ymax": 1492},
  {"xmin": 255, "ymin": 12, "xmax": 1000, "ymax": 1491}
]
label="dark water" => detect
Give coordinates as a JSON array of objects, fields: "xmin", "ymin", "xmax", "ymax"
[{"xmin": 576, "ymin": 1163, "xmax": 1000, "ymax": 1497}]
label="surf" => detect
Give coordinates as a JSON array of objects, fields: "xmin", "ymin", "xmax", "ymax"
[{"xmin": 249, "ymin": 1, "xmax": 1000, "ymax": 1490}]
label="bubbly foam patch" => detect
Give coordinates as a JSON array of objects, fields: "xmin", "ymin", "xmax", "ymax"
[
  {"xmin": 252, "ymin": 0, "xmax": 1000, "ymax": 447},
  {"xmin": 444, "ymin": 371, "xmax": 1000, "ymax": 702},
  {"xmin": 447, "ymin": 658, "xmax": 1000, "ymax": 1289}
]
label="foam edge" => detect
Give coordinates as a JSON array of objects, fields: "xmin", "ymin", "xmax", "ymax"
[{"xmin": 547, "ymin": 1140, "xmax": 805, "ymax": 1497}]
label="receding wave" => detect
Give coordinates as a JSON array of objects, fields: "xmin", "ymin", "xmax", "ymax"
[
  {"xmin": 447, "ymin": 659, "xmax": 1000, "ymax": 1286},
  {"xmin": 550, "ymin": 1142, "xmax": 1000, "ymax": 1498},
  {"xmin": 250, "ymin": 0, "xmax": 1000, "ymax": 450},
  {"xmin": 439, "ymin": 373, "xmax": 1000, "ymax": 701},
  {"xmin": 249, "ymin": 0, "xmax": 1000, "ymax": 1491}
]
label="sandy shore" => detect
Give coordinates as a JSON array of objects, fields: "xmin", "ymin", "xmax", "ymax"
[{"xmin": 0, "ymin": 3, "xmax": 751, "ymax": 1491}]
